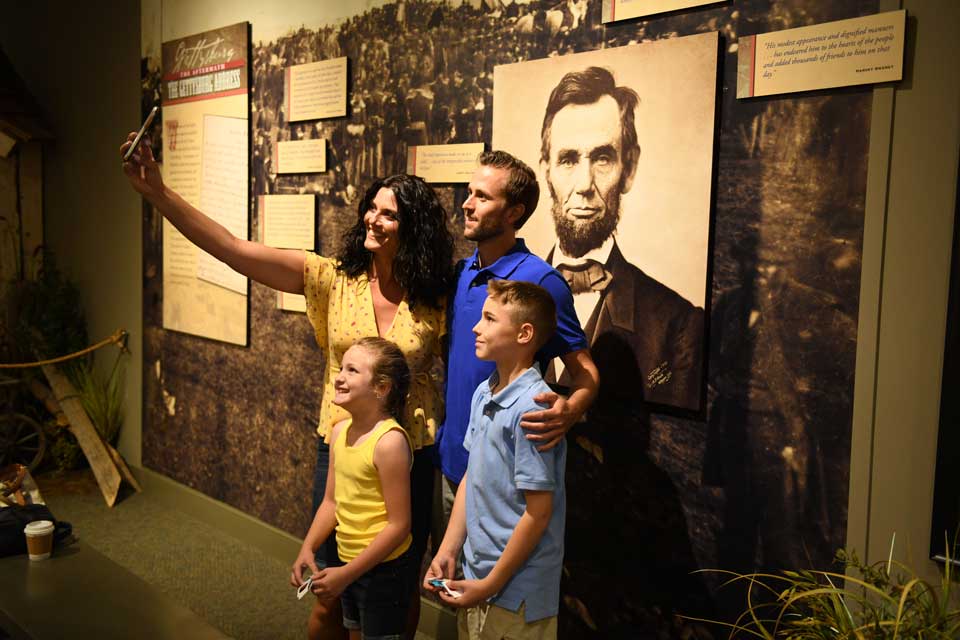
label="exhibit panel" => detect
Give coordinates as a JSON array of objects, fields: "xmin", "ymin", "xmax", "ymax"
[
  {"xmin": 159, "ymin": 22, "xmax": 251, "ymax": 345},
  {"xmin": 139, "ymin": 0, "xmax": 880, "ymax": 635}
]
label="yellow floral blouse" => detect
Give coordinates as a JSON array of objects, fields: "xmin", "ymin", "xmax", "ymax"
[{"xmin": 303, "ymin": 252, "xmax": 446, "ymax": 449}]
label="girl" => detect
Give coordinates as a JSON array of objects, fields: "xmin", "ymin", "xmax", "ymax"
[{"xmin": 291, "ymin": 337, "xmax": 415, "ymax": 640}]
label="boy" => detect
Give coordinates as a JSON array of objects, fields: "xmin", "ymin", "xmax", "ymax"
[{"xmin": 425, "ymin": 279, "xmax": 565, "ymax": 640}]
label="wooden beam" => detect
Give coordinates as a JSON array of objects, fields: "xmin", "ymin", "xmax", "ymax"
[{"xmin": 40, "ymin": 364, "xmax": 124, "ymax": 506}]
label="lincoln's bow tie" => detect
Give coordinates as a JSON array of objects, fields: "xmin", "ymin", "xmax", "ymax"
[{"xmin": 556, "ymin": 260, "xmax": 612, "ymax": 294}]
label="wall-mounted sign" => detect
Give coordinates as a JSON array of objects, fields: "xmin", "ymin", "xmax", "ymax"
[
  {"xmin": 284, "ymin": 57, "xmax": 347, "ymax": 121},
  {"xmin": 602, "ymin": 0, "xmax": 725, "ymax": 23},
  {"xmin": 737, "ymin": 9, "xmax": 905, "ymax": 99},
  {"xmin": 258, "ymin": 195, "xmax": 316, "ymax": 250},
  {"xmin": 277, "ymin": 291, "xmax": 307, "ymax": 313},
  {"xmin": 274, "ymin": 138, "xmax": 327, "ymax": 174},
  {"xmin": 406, "ymin": 143, "xmax": 484, "ymax": 183},
  {"xmin": 160, "ymin": 21, "xmax": 249, "ymax": 346}
]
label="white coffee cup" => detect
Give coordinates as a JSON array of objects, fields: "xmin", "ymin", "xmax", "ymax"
[{"xmin": 24, "ymin": 520, "xmax": 55, "ymax": 561}]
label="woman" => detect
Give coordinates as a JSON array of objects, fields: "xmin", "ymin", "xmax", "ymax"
[{"xmin": 121, "ymin": 134, "xmax": 453, "ymax": 640}]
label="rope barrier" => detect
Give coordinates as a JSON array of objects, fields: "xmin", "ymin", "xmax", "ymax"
[{"xmin": 0, "ymin": 329, "xmax": 128, "ymax": 369}]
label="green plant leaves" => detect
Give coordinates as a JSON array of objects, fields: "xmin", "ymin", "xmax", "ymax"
[{"xmin": 686, "ymin": 537, "xmax": 960, "ymax": 639}]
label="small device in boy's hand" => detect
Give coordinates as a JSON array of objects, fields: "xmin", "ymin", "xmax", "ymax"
[
  {"xmin": 429, "ymin": 578, "xmax": 462, "ymax": 598},
  {"xmin": 297, "ymin": 574, "xmax": 315, "ymax": 600}
]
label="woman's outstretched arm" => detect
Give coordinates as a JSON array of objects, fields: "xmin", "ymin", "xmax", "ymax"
[{"xmin": 121, "ymin": 132, "xmax": 305, "ymax": 294}]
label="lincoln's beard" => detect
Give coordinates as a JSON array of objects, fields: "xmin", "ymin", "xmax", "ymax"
[{"xmin": 549, "ymin": 184, "xmax": 621, "ymax": 258}]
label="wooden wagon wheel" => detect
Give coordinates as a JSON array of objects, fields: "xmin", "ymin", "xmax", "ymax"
[
  {"xmin": 0, "ymin": 330, "xmax": 140, "ymax": 506},
  {"xmin": 0, "ymin": 412, "xmax": 47, "ymax": 473}
]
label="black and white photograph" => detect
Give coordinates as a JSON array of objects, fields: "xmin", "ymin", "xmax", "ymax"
[{"xmin": 493, "ymin": 34, "xmax": 717, "ymax": 412}]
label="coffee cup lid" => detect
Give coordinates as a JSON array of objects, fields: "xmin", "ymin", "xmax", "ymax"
[{"xmin": 24, "ymin": 520, "xmax": 54, "ymax": 536}]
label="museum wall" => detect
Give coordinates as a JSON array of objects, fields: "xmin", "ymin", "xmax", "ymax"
[
  {"xmin": 141, "ymin": 0, "xmax": 881, "ymax": 634},
  {"xmin": 0, "ymin": 1, "xmax": 143, "ymax": 466},
  {"xmin": 1, "ymin": 0, "xmax": 958, "ymax": 635}
]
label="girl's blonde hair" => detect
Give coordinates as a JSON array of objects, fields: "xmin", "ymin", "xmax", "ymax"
[{"xmin": 354, "ymin": 337, "xmax": 410, "ymax": 421}]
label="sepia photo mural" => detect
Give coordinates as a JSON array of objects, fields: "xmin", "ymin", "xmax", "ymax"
[
  {"xmin": 493, "ymin": 35, "xmax": 718, "ymax": 634},
  {"xmin": 141, "ymin": 0, "xmax": 877, "ymax": 637},
  {"xmin": 493, "ymin": 33, "xmax": 717, "ymax": 414}
]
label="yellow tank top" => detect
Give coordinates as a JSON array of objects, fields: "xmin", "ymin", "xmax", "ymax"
[{"xmin": 333, "ymin": 418, "xmax": 413, "ymax": 562}]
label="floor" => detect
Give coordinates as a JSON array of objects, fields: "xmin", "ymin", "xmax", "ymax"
[{"xmin": 32, "ymin": 469, "xmax": 439, "ymax": 640}]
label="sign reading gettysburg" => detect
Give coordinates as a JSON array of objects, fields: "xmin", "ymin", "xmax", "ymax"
[{"xmin": 162, "ymin": 23, "xmax": 248, "ymax": 105}]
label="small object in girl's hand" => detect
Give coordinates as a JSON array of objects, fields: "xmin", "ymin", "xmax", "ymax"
[
  {"xmin": 429, "ymin": 578, "xmax": 462, "ymax": 598},
  {"xmin": 297, "ymin": 575, "xmax": 314, "ymax": 600}
]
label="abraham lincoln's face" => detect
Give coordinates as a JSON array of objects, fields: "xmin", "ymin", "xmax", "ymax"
[{"xmin": 544, "ymin": 95, "xmax": 636, "ymax": 257}]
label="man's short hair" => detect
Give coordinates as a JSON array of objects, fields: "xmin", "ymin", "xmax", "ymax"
[
  {"xmin": 477, "ymin": 150, "xmax": 540, "ymax": 229},
  {"xmin": 540, "ymin": 66, "xmax": 641, "ymax": 175},
  {"xmin": 486, "ymin": 279, "xmax": 557, "ymax": 351}
]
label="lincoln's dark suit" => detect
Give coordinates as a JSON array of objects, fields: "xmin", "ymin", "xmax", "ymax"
[
  {"xmin": 552, "ymin": 242, "xmax": 711, "ymax": 637},
  {"xmin": 553, "ymin": 242, "xmax": 704, "ymax": 413}
]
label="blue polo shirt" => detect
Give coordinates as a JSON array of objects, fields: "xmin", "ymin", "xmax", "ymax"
[
  {"xmin": 462, "ymin": 366, "xmax": 566, "ymax": 622},
  {"xmin": 437, "ymin": 239, "xmax": 588, "ymax": 483}
]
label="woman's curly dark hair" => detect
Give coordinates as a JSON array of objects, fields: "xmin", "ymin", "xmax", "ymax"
[{"xmin": 337, "ymin": 174, "xmax": 454, "ymax": 310}]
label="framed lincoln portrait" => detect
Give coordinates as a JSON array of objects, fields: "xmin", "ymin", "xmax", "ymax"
[{"xmin": 492, "ymin": 32, "xmax": 719, "ymax": 413}]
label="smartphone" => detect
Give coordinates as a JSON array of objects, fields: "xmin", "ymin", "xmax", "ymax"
[
  {"xmin": 429, "ymin": 578, "xmax": 462, "ymax": 598},
  {"xmin": 123, "ymin": 105, "xmax": 159, "ymax": 162}
]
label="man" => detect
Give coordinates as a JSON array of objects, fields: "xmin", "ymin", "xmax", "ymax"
[
  {"xmin": 539, "ymin": 65, "xmax": 704, "ymax": 412},
  {"xmin": 434, "ymin": 150, "xmax": 599, "ymax": 547},
  {"xmin": 536, "ymin": 66, "xmax": 711, "ymax": 636}
]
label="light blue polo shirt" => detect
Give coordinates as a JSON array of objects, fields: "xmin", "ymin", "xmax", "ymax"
[
  {"xmin": 462, "ymin": 366, "xmax": 567, "ymax": 623},
  {"xmin": 437, "ymin": 239, "xmax": 587, "ymax": 484}
]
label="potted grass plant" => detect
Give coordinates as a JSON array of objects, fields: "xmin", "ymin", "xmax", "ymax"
[{"xmin": 688, "ymin": 535, "xmax": 960, "ymax": 639}]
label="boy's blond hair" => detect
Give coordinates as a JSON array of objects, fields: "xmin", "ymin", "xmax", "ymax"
[{"xmin": 486, "ymin": 279, "xmax": 557, "ymax": 351}]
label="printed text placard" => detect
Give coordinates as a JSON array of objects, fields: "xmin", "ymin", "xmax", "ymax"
[
  {"xmin": 258, "ymin": 195, "xmax": 315, "ymax": 250},
  {"xmin": 737, "ymin": 10, "xmax": 905, "ymax": 98},
  {"xmin": 602, "ymin": 0, "xmax": 724, "ymax": 23},
  {"xmin": 275, "ymin": 139, "xmax": 327, "ymax": 174},
  {"xmin": 284, "ymin": 57, "xmax": 347, "ymax": 121},
  {"xmin": 406, "ymin": 143, "xmax": 484, "ymax": 183}
]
